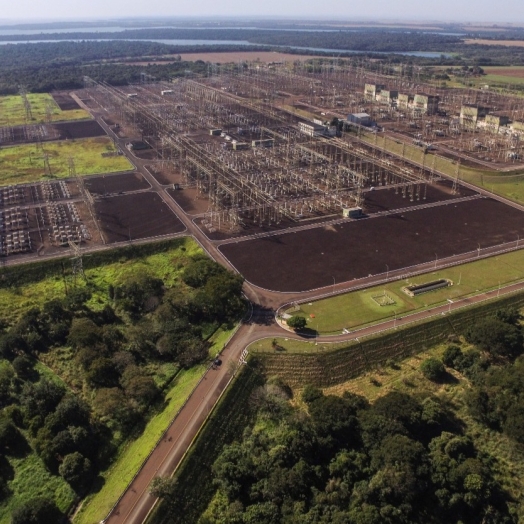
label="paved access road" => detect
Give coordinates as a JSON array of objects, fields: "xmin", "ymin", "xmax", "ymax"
[{"xmin": 67, "ymin": 94, "xmax": 524, "ymax": 524}]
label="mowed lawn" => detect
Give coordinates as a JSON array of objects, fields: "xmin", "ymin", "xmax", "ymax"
[
  {"xmin": 461, "ymin": 171, "xmax": 524, "ymax": 202},
  {"xmin": 286, "ymin": 249, "xmax": 524, "ymax": 334},
  {"xmin": 0, "ymin": 137, "xmax": 132, "ymax": 186},
  {"xmin": 0, "ymin": 93, "xmax": 90, "ymax": 127}
]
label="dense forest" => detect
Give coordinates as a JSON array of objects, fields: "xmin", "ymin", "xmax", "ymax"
[
  {"xmin": 1, "ymin": 32, "xmax": 524, "ymax": 94},
  {"xmin": 0, "ymin": 28, "xmax": 463, "ymax": 52},
  {"xmin": 158, "ymin": 307, "xmax": 524, "ymax": 524},
  {"xmin": 0, "ymin": 249, "xmax": 245, "ymax": 522}
]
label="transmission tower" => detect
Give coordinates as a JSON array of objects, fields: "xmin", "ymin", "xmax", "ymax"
[
  {"xmin": 73, "ymin": 157, "xmax": 106, "ymax": 244},
  {"xmin": 18, "ymin": 85, "xmax": 33, "ymax": 121},
  {"xmin": 452, "ymin": 160, "xmax": 461, "ymax": 194},
  {"xmin": 68, "ymin": 240, "xmax": 86, "ymax": 286},
  {"xmin": 43, "ymin": 152, "xmax": 52, "ymax": 177}
]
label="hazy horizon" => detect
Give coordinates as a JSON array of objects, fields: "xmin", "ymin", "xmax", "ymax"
[{"xmin": 0, "ymin": 1, "xmax": 523, "ymax": 25}]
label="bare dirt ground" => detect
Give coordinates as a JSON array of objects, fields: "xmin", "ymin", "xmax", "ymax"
[
  {"xmin": 166, "ymin": 187, "xmax": 210, "ymax": 215},
  {"xmin": 51, "ymin": 92, "xmax": 82, "ymax": 110},
  {"xmin": 84, "ymin": 172, "xmax": 150, "ymax": 194},
  {"xmin": 94, "ymin": 192, "xmax": 185, "ymax": 243},
  {"xmin": 464, "ymin": 39, "xmax": 524, "ymax": 48},
  {"xmin": 51, "ymin": 120, "xmax": 106, "ymax": 139},
  {"xmin": 483, "ymin": 67, "xmax": 524, "ymax": 77},
  {"xmin": 220, "ymin": 197, "xmax": 524, "ymax": 292}
]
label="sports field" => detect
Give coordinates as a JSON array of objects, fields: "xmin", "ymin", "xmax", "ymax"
[
  {"xmin": 0, "ymin": 137, "xmax": 132, "ymax": 186},
  {"xmin": 0, "ymin": 93, "xmax": 90, "ymax": 127},
  {"xmin": 284, "ymin": 249, "xmax": 524, "ymax": 334}
]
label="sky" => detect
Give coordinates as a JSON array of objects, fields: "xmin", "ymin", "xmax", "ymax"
[{"xmin": 0, "ymin": 0, "xmax": 523, "ymax": 24}]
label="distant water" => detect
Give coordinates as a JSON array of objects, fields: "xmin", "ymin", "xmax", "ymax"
[
  {"xmin": 0, "ymin": 37, "xmax": 451, "ymax": 57},
  {"xmin": 0, "ymin": 26, "xmax": 465, "ymax": 36}
]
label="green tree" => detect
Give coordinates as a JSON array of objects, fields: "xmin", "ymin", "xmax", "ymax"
[
  {"xmin": 465, "ymin": 317, "xmax": 522, "ymax": 357},
  {"xmin": 150, "ymin": 476, "xmax": 178, "ymax": 499},
  {"xmin": 11, "ymin": 497, "xmax": 63, "ymax": 524},
  {"xmin": 287, "ymin": 316, "xmax": 307, "ymax": 330},
  {"xmin": 12, "ymin": 356, "xmax": 34, "ymax": 379},
  {"xmin": 67, "ymin": 318, "xmax": 101, "ymax": 349},
  {"xmin": 421, "ymin": 358, "xmax": 446, "ymax": 382},
  {"xmin": 93, "ymin": 387, "xmax": 137, "ymax": 428},
  {"xmin": 59, "ymin": 452, "xmax": 93, "ymax": 491}
]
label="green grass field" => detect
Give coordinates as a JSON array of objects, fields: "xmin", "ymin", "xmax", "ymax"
[
  {"xmin": 0, "ymin": 137, "xmax": 132, "ymax": 186},
  {"xmin": 283, "ymin": 249, "xmax": 524, "ymax": 335},
  {"xmin": 0, "ymin": 93, "xmax": 90, "ymax": 127},
  {"xmin": 460, "ymin": 170, "xmax": 524, "ymax": 202}
]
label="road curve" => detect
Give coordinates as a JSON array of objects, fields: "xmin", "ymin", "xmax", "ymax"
[{"xmin": 62, "ymin": 93, "xmax": 524, "ymax": 524}]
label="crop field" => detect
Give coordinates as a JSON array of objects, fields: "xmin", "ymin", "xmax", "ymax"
[
  {"xmin": 0, "ymin": 137, "xmax": 132, "ymax": 186},
  {"xmin": 220, "ymin": 197, "xmax": 524, "ymax": 292},
  {"xmin": 285, "ymin": 249, "xmax": 524, "ymax": 334},
  {"xmin": 0, "ymin": 93, "xmax": 90, "ymax": 127}
]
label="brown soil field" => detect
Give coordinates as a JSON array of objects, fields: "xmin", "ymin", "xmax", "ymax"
[
  {"xmin": 51, "ymin": 92, "xmax": 82, "ymax": 111},
  {"xmin": 464, "ymin": 39, "xmax": 524, "ymax": 47},
  {"xmin": 84, "ymin": 172, "xmax": 150, "ymax": 194},
  {"xmin": 220, "ymin": 197, "xmax": 524, "ymax": 292},
  {"xmin": 95, "ymin": 192, "xmax": 185, "ymax": 243},
  {"xmin": 483, "ymin": 67, "xmax": 524, "ymax": 78},
  {"xmin": 195, "ymin": 180, "xmax": 479, "ymax": 241},
  {"xmin": 52, "ymin": 120, "xmax": 106, "ymax": 140}
]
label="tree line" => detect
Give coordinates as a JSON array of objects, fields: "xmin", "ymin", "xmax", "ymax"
[
  {"xmin": 0, "ymin": 254, "xmax": 245, "ymax": 522},
  {"xmin": 163, "ymin": 306, "xmax": 524, "ymax": 524}
]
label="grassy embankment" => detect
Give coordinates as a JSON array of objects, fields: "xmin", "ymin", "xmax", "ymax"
[
  {"xmin": 0, "ymin": 93, "xmax": 90, "ymax": 127},
  {"xmin": 282, "ymin": 249, "xmax": 524, "ymax": 335},
  {"xmin": 0, "ymin": 137, "xmax": 132, "ymax": 187},
  {"xmin": 0, "ymin": 238, "xmax": 238, "ymax": 522},
  {"xmin": 249, "ymin": 292, "xmax": 524, "ymax": 390},
  {"xmin": 147, "ymin": 363, "xmax": 264, "ymax": 524}
]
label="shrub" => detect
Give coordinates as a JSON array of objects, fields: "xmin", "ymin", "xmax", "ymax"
[{"xmin": 421, "ymin": 358, "xmax": 446, "ymax": 382}]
